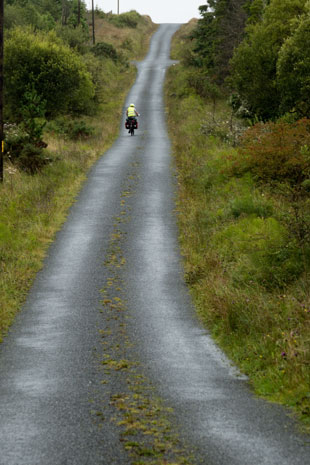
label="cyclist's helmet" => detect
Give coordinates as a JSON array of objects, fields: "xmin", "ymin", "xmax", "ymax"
[{"xmin": 130, "ymin": 103, "xmax": 135, "ymax": 107}]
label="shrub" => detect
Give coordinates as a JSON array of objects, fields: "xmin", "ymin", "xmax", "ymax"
[
  {"xmin": 121, "ymin": 38, "xmax": 134, "ymax": 52},
  {"xmin": 91, "ymin": 42, "xmax": 118, "ymax": 61},
  {"xmin": 16, "ymin": 143, "xmax": 50, "ymax": 174},
  {"xmin": 55, "ymin": 25, "xmax": 89, "ymax": 53},
  {"xmin": 20, "ymin": 86, "xmax": 47, "ymax": 143},
  {"xmin": 46, "ymin": 117, "xmax": 94, "ymax": 139},
  {"xmin": 66, "ymin": 120, "xmax": 94, "ymax": 139},
  {"xmin": 107, "ymin": 11, "xmax": 144, "ymax": 28},
  {"xmin": 4, "ymin": 3, "xmax": 56, "ymax": 31},
  {"xmin": 5, "ymin": 126, "xmax": 49, "ymax": 174},
  {"xmin": 200, "ymin": 111, "xmax": 246, "ymax": 145},
  {"xmin": 4, "ymin": 85, "xmax": 50, "ymax": 173},
  {"xmin": 4, "ymin": 28, "xmax": 95, "ymax": 119},
  {"xmin": 234, "ymin": 119, "xmax": 310, "ymax": 183}
]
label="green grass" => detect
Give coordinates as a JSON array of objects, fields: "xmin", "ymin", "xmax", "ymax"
[
  {"xmin": 0, "ymin": 17, "xmax": 157, "ymax": 342},
  {"xmin": 165, "ymin": 24, "xmax": 310, "ymax": 428}
]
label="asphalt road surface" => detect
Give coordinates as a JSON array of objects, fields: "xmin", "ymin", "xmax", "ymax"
[{"xmin": 1, "ymin": 24, "xmax": 310, "ymax": 465}]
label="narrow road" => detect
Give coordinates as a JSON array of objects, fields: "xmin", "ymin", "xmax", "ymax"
[{"xmin": 0, "ymin": 24, "xmax": 310, "ymax": 465}]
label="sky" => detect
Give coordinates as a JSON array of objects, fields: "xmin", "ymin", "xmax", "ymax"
[{"xmin": 85, "ymin": 0, "xmax": 206, "ymax": 24}]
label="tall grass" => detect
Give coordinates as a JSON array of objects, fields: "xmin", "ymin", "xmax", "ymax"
[
  {"xmin": 0, "ymin": 16, "xmax": 156, "ymax": 342},
  {"xmin": 166, "ymin": 25, "xmax": 310, "ymax": 427}
]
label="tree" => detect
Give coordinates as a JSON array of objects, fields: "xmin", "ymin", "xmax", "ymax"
[
  {"xmin": 4, "ymin": 0, "xmax": 87, "ymax": 29},
  {"xmin": 277, "ymin": 11, "xmax": 310, "ymax": 118},
  {"xmin": 192, "ymin": 0, "xmax": 248, "ymax": 84},
  {"xmin": 243, "ymin": 0, "xmax": 269, "ymax": 25},
  {"xmin": 4, "ymin": 28, "xmax": 94, "ymax": 119},
  {"xmin": 230, "ymin": 0, "xmax": 307, "ymax": 120}
]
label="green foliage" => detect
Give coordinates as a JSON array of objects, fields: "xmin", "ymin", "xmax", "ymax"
[
  {"xmin": 4, "ymin": 2, "xmax": 56, "ymax": 30},
  {"xmin": 230, "ymin": 23, "xmax": 281, "ymax": 120},
  {"xmin": 121, "ymin": 38, "xmax": 134, "ymax": 52},
  {"xmin": 66, "ymin": 0, "xmax": 88, "ymax": 29},
  {"xmin": 231, "ymin": 0, "xmax": 307, "ymax": 120},
  {"xmin": 213, "ymin": 217, "xmax": 303, "ymax": 287},
  {"xmin": 243, "ymin": 0, "xmax": 267, "ymax": 24},
  {"xmin": 5, "ymin": 125, "xmax": 49, "ymax": 174},
  {"xmin": 4, "ymin": 0, "xmax": 88, "ymax": 30},
  {"xmin": 191, "ymin": 3, "xmax": 220, "ymax": 69},
  {"xmin": 91, "ymin": 42, "xmax": 119, "ymax": 61},
  {"xmin": 4, "ymin": 28, "xmax": 95, "ymax": 119},
  {"xmin": 277, "ymin": 13, "xmax": 310, "ymax": 118},
  {"xmin": 230, "ymin": 194, "xmax": 273, "ymax": 218},
  {"xmin": 14, "ymin": 143, "xmax": 50, "ymax": 174},
  {"xmin": 80, "ymin": 51, "xmax": 130, "ymax": 110},
  {"xmin": 191, "ymin": 0, "xmax": 248, "ymax": 84},
  {"xmin": 4, "ymin": 86, "xmax": 49, "ymax": 173},
  {"xmin": 20, "ymin": 86, "xmax": 47, "ymax": 142},
  {"xmin": 46, "ymin": 117, "xmax": 94, "ymax": 139},
  {"xmin": 186, "ymin": 68, "xmax": 221, "ymax": 101},
  {"xmin": 107, "ymin": 10, "xmax": 145, "ymax": 29},
  {"xmin": 55, "ymin": 24, "xmax": 89, "ymax": 53},
  {"xmin": 188, "ymin": 0, "xmax": 310, "ymax": 121}
]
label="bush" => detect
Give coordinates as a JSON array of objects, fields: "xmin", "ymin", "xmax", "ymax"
[
  {"xmin": 5, "ymin": 125, "xmax": 49, "ymax": 174},
  {"xmin": 4, "ymin": 3, "xmax": 56, "ymax": 31},
  {"xmin": 107, "ymin": 11, "xmax": 144, "ymax": 28},
  {"xmin": 233, "ymin": 119, "xmax": 310, "ymax": 183},
  {"xmin": 200, "ymin": 111, "xmax": 246, "ymax": 145},
  {"xmin": 20, "ymin": 86, "xmax": 47, "ymax": 143},
  {"xmin": 91, "ymin": 42, "xmax": 118, "ymax": 61},
  {"xmin": 46, "ymin": 117, "xmax": 94, "ymax": 139},
  {"xmin": 121, "ymin": 38, "xmax": 134, "ymax": 52},
  {"xmin": 4, "ymin": 85, "xmax": 50, "ymax": 173},
  {"xmin": 66, "ymin": 120, "xmax": 94, "ymax": 139},
  {"xmin": 16, "ymin": 143, "xmax": 50, "ymax": 174},
  {"xmin": 4, "ymin": 28, "xmax": 95, "ymax": 119},
  {"xmin": 55, "ymin": 25, "xmax": 89, "ymax": 53}
]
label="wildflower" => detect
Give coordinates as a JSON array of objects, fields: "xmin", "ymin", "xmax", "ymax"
[{"xmin": 281, "ymin": 352, "xmax": 287, "ymax": 358}]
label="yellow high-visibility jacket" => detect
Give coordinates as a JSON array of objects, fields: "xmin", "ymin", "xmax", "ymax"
[{"xmin": 127, "ymin": 106, "xmax": 137, "ymax": 117}]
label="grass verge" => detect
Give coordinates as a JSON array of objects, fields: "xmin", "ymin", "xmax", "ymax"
[
  {"xmin": 166, "ymin": 24, "xmax": 310, "ymax": 428},
  {"xmin": 0, "ymin": 17, "xmax": 157, "ymax": 342}
]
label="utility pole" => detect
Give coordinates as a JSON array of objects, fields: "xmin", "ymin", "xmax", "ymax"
[
  {"xmin": 0, "ymin": 0, "xmax": 3, "ymax": 182},
  {"xmin": 77, "ymin": 0, "xmax": 81, "ymax": 26},
  {"xmin": 62, "ymin": 0, "xmax": 66, "ymax": 25},
  {"xmin": 117, "ymin": 0, "xmax": 119, "ymax": 15},
  {"xmin": 92, "ymin": 0, "xmax": 95, "ymax": 44}
]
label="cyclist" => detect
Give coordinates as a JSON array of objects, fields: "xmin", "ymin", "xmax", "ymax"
[{"xmin": 126, "ymin": 103, "xmax": 139, "ymax": 132}]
